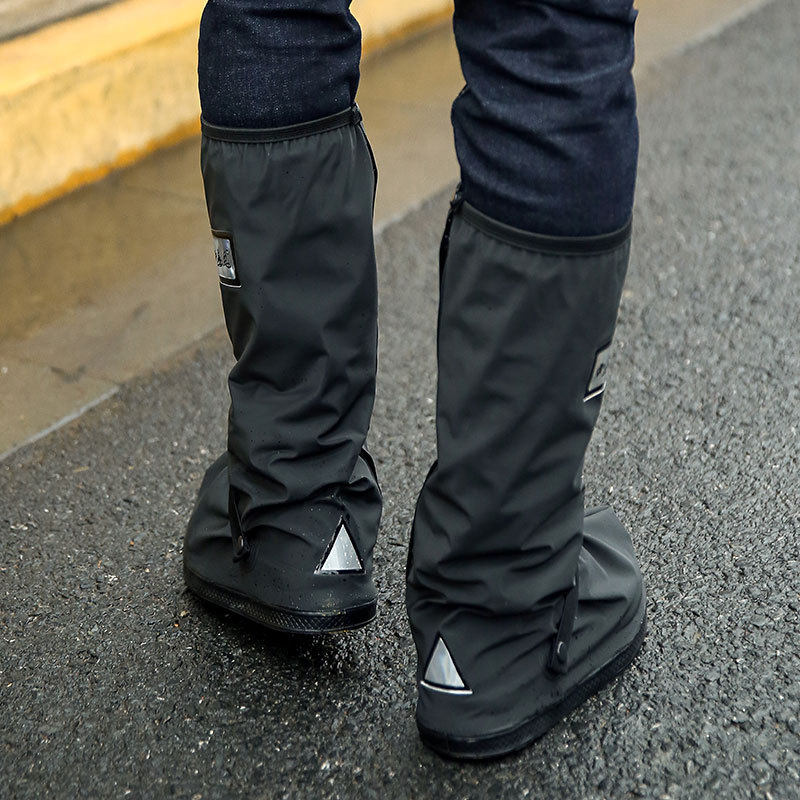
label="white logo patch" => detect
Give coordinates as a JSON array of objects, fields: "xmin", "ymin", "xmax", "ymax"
[
  {"xmin": 316, "ymin": 520, "xmax": 363, "ymax": 574},
  {"xmin": 585, "ymin": 343, "xmax": 612, "ymax": 402},
  {"xmin": 212, "ymin": 231, "xmax": 239, "ymax": 286},
  {"xmin": 421, "ymin": 636, "xmax": 472, "ymax": 695}
]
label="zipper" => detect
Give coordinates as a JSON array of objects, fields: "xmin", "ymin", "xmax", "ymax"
[
  {"xmin": 418, "ymin": 189, "xmax": 463, "ymax": 576},
  {"xmin": 438, "ymin": 184, "xmax": 464, "ymax": 274},
  {"xmin": 357, "ymin": 119, "xmax": 379, "ymax": 215}
]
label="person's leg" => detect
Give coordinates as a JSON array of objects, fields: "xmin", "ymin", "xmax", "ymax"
[
  {"xmin": 198, "ymin": 0, "xmax": 362, "ymax": 128},
  {"xmin": 407, "ymin": 0, "xmax": 645, "ymax": 758},
  {"xmin": 184, "ymin": 0, "xmax": 382, "ymax": 634},
  {"xmin": 452, "ymin": 0, "xmax": 638, "ymax": 236}
]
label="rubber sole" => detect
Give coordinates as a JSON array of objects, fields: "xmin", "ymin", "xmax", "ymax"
[
  {"xmin": 183, "ymin": 566, "xmax": 377, "ymax": 635},
  {"xmin": 417, "ymin": 615, "xmax": 647, "ymax": 760}
]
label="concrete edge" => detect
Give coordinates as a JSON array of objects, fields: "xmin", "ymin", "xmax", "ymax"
[
  {"xmin": 0, "ymin": 0, "xmax": 451, "ymax": 227},
  {"xmin": 0, "ymin": 386, "xmax": 119, "ymax": 462}
]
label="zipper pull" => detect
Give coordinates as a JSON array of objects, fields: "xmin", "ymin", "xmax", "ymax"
[
  {"xmin": 439, "ymin": 184, "xmax": 464, "ymax": 269},
  {"xmin": 449, "ymin": 184, "xmax": 463, "ymax": 212}
]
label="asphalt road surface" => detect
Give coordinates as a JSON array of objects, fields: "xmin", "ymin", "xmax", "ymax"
[{"xmin": 1, "ymin": 1, "xmax": 798, "ymax": 797}]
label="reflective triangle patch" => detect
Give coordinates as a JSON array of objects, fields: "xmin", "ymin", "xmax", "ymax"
[
  {"xmin": 316, "ymin": 520, "xmax": 364, "ymax": 574},
  {"xmin": 421, "ymin": 636, "xmax": 472, "ymax": 695}
]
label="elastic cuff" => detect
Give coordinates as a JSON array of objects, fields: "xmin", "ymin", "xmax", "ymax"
[
  {"xmin": 201, "ymin": 105, "xmax": 362, "ymax": 143},
  {"xmin": 459, "ymin": 199, "xmax": 632, "ymax": 256}
]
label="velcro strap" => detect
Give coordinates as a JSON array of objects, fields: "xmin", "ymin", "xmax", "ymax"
[
  {"xmin": 548, "ymin": 574, "xmax": 580, "ymax": 675},
  {"xmin": 229, "ymin": 487, "xmax": 250, "ymax": 562}
]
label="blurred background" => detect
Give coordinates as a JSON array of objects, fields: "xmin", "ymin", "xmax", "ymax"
[{"xmin": 0, "ymin": 0, "xmax": 766, "ymax": 457}]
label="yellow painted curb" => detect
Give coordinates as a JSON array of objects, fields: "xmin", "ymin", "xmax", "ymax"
[{"xmin": 0, "ymin": 0, "xmax": 451, "ymax": 226}]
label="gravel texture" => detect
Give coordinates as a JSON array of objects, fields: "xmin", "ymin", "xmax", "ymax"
[{"xmin": 1, "ymin": 2, "xmax": 798, "ymax": 797}]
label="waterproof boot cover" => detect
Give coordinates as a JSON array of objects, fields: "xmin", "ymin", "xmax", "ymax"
[
  {"xmin": 184, "ymin": 106, "xmax": 382, "ymax": 634},
  {"xmin": 407, "ymin": 190, "xmax": 646, "ymax": 758}
]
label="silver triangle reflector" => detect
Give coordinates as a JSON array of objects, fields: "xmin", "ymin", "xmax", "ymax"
[
  {"xmin": 316, "ymin": 520, "xmax": 364, "ymax": 574},
  {"xmin": 421, "ymin": 636, "xmax": 472, "ymax": 695}
]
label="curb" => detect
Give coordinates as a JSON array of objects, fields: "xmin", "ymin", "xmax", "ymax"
[{"xmin": 0, "ymin": 0, "xmax": 450, "ymax": 226}]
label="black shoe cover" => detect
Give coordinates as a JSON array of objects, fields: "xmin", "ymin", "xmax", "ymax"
[
  {"xmin": 407, "ymin": 192, "xmax": 646, "ymax": 758},
  {"xmin": 184, "ymin": 106, "xmax": 382, "ymax": 634}
]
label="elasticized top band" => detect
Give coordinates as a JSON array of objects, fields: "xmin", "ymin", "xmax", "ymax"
[
  {"xmin": 459, "ymin": 200, "xmax": 632, "ymax": 255},
  {"xmin": 201, "ymin": 105, "xmax": 362, "ymax": 143}
]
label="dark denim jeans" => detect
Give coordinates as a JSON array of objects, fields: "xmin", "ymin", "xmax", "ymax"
[{"xmin": 198, "ymin": 0, "xmax": 637, "ymax": 236}]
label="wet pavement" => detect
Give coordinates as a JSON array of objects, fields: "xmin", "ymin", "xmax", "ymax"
[{"xmin": 1, "ymin": 0, "xmax": 799, "ymax": 797}]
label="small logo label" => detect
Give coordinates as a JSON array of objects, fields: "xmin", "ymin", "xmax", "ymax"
[
  {"xmin": 585, "ymin": 343, "xmax": 612, "ymax": 402},
  {"xmin": 212, "ymin": 231, "xmax": 239, "ymax": 286}
]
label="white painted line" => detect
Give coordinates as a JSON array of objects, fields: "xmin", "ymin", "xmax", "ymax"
[
  {"xmin": 683, "ymin": 0, "xmax": 777, "ymax": 51},
  {"xmin": 639, "ymin": 0, "xmax": 778, "ymax": 67},
  {"xmin": 0, "ymin": 386, "xmax": 119, "ymax": 462}
]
